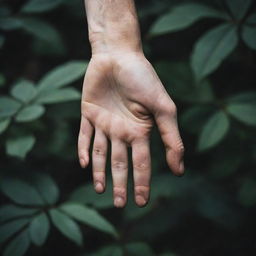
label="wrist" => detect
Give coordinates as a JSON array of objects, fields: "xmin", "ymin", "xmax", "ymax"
[{"xmin": 85, "ymin": 0, "xmax": 142, "ymax": 55}]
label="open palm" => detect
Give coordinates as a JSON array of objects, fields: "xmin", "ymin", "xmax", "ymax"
[{"xmin": 78, "ymin": 52, "xmax": 184, "ymax": 208}]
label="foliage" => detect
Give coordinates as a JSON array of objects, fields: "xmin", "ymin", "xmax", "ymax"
[{"xmin": 0, "ymin": 0, "xmax": 256, "ymax": 255}]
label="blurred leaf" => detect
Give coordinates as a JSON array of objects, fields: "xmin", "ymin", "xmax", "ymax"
[
  {"xmin": 125, "ymin": 242, "xmax": 154, "ymax": 256},
  {"xmin": 69, "ymin": 182, "xmax": 113, "ymax": 209},
  {"xmin": 242, "ymin": 23, "xmax": 256, "ymax": 50},
  {"xmin": 155, "ymin": 61, "xmax": 214, "ymax": 103},
  {"xmin": 88, "ymin": 245, "xmax": 123, "ymax": 256},
  {"xmin": 226, "ymin": 0, "xmax": 252, "ymax": 20},
  {"xmin": 180, "ymin": 106, "xmax": 215, "ymax": 134},
  {"xmin": 37, "ymin": 61, "xmax": 87, "ymax": 92},
  {"xmin": 15, "ymin": 105, "xmax": 45, "ymax": 122},
  {"xmin": 22, "ymin": 0, "xmax": 63, "ymax": 13},
  {"xmin": 29, "ymin": 213, "xmax": 49, "ymax": 246},
  {"xmin": 238, "ymin": 179, "xmax": 256, "ymax": 207},
  {"xmin": 3, "ymin": 229, "xmax": 30, "ymax": 256},
  {"xmin": 0, "ymin": 177, "xmax": 44, "ymax": 206},
  {"xmin": 226, "ymin": 102, "xmax": 256, "ymax": 126},
  {"xmin": 0, "ymin": 74, "xmax": 5, "ymax": 86},
  {"xmin": 0, "ymin": 204, "xmax": 38, "ymax": 223},
  {"xmin": 150, "ymin": 3, "xmax": 226, "ymax": 36},
  {"xmin": 0, "ymin": 96, "xmax": 21, "ymax": 118},
  {"xmin": 19, "ymin": 17, "xmax": 63, "ymax": 45},
  {"xmin": 11, "ymin": 80, "xmax": 37, "ymax": 103},
  {"xmin": 6, "ymin": 135, "xmax": 36, "ymax": 159},
  {"xmin": 60, "ymin": 202, "xmax": 118, "ymax": 237},
  {"xmin": 198, "ymin": 111, "xmax": 230, "ymax": 151},
  {"xmin": 191, "ymin": 23, "xmax": 238, "ymax": 81},
  {"xmin": 0, "ymin": 17, "xmax": 22, "ymax": 30},
  {"xmin": 31, "ymin": 173, "xmax": 59, "ymax": 205},
  {"xmin": 227, "ymin": 91, "xmax": 256, "ymax": 103},
  {"xmin": 0, "ymin": 118, "xmax": 10, "ymax": 134},
  {"xmin": 49, "ymin": 209, "xmax": 83, "ymax": 246},
  {"xmin": 0, "ymin": 217, "xmax": 30, "ymax": 243},
  {"xmin": 36, "ymin": 88, "xmax": 80, "ymax": 104}
]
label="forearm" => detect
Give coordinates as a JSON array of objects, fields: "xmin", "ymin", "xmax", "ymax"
[{"xmin": 84, "ymin": 0, "xmax": 142, "ymax": 55}]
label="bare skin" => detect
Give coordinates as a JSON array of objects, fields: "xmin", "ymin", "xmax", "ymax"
[{"xmin": 78, "ymin": 0, "xmax": 185, "ymax": 208}]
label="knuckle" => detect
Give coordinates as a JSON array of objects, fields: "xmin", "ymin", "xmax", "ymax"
[
  {"xmin": 113, "ymin": 186, "xmax": 126, "ymax": 197},
  {"xmin": 93, "ymin": 147, "xmax": 106, "ymax": 157},
  {"xmin": 166, "ymin": 102, "xmax": 177, "ymax": 116},
  {"xmin": 112, "ymin": 161, "xmax": 128, "ymax": 171},
  {"xmin": 134, "ymin": 161, "xmax": 150, "ymax": 172}
]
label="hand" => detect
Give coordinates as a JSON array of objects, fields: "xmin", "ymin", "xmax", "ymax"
[{"xmin": 78, "ymin": 51, "xmax": 184, "ymax": 208}]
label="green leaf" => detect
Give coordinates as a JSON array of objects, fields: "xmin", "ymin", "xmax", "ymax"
[
  {"xmin": 11, "ymin": 80, "xmax": 37, "ymax": 103},
  {"xmin": 49, "ymin": 209, "xmax": 82, "ymax": 246},
  {"xmin": 60, "ymin": 202, "xmax": 118, "ymax": 237},
  {"xmin": 150, "ymin": 3, "xmax": 226, "ymax": 36},
  {"xmin": 69, "ymin": 183, "xmax": 113, "ymax": 209},
  {"xmin": 198, "ymin": 111, "xmax": 230, "ymax": 151},
  {"xmin": 125, "ymin": 242, "xmax": 154, "ymax": 256},
  {"xmin": 0, "ymin": 97, "xmax": 21, "ymax": 118},
  {"xmin": 0, "ymin": 218, "xmax": 30, "ymax": 243},
  {"xmin": 15, "ymin": 105, "xmax": 45, "ymax": 122},
  {"xmin": 155, "ymin": 61, "xmax": 215, "ymax": 103},
  {"xmin": 227, "ymin": 91, "xmax": 256, "ymax": 103},
  {"xmin": 0, "ymin": 204, "xmax": 38, "ymax": 223},
  {"xmin": 89, "ymin": 245, "xmax": 123, "ymax": 256},
  {"xmin": 226, "ymin": 103, "xmax": 256, "ymax": 126},
  {"xmin": 0, "ymin": 17, "xmax": 22, "ymax": 30},
  {"xmin": 19, "ymin": 18, "xmax": 62, "ymax": 44},
  {"xmin": 242, "ymin": 24, "xmax": 256, "ymax": 50},
  {"xmin": 21, "ymin": 0, "xmax": 63, "ymax": 13},
  {"xmin": 0, "ymin": 118, "xmax": 10, "ymax": 134},
  {"xmin": 226, "ymin": 0, "xmax": 252, "ymax": 20},
  {"xmin": 37, "ymin": 61, "xmax": 87, "ymax": 91},
  {"xmin": 29, "ymin": 213, "xmax": 49, "ymax": 246},
  {"xmin": 0, "ymin": 177, "xmax": 45, "ymax": 206},
  {"xmin": 0, "ymin": 34, "xmax": 5, "ymax": 48},
  {"xmin": 36, "ymin": 88, "xmax": 80, "ymax": 104},
  {"xmin": 238, "ymin": 179, "xmax": 256, "ymax": 207},
  {"xmin": 3, "ymin": 229, "xmax": 30, "ymax": 256},
  {"xmin": 31, "ymin": 173, "xmax": 59, "ymax": 205},
  {"xmin": 191, "ymin": 23, "xmax": 238, "ymax": 81},
  {"xmin": 6, "ymin": 135, "xmax": 36, "ymax": 159}
]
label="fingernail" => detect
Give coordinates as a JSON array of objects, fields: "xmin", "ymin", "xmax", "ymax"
[
  {"xmin": 114, "ymin": 196, "xmax": 124, "ymax": 208},
  {"xmin": 136, "ymin": 195, "xmax": 147, "ymax": 207},
  {"xmin": 95, "ymin": 182, "xmax": 104, "ymax": 193}
]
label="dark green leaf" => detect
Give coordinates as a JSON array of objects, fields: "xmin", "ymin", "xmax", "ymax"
[
  {"xmin": 19, "ymin": 18, "xmax": 62, "ymax": 45},
  {"xmin": 238, "ymin": 179, "xmax": 256, "ymax": 207},
  {"xmin": 15, "ymin": 105, "xmax": 45, "ymax": 122},
  {"xmin": 31, "ymin": 172, "xmax": 59, "ymax": 205},
  {"xmin": 0, "ymin": 118, "xmax": 10, "ymax": 134},
  {"xmin": 29, "ymin": 213, "xmax": 49, "ymax": 246},
  {"xmin": 60, "ymin": 202, "xmax": 118, "ymax": 237},
  {"xmin": 0, "ymin": 96, "xmax": 21, "ymax": 118},
  {"xmin": 226, "ymin": 103, "xmax": 256, "ymax": 126},
  {"xmin": 6, "ymin": 135, "xmax": 36, "ymax": 158},
  {"xmin": 21, "ymin": 0, "xmax": 63, "ymax": 13},
  {"xmin": 198, "ymin": 111, "xmax": 230, "ymax": 151},
  {"xmin": 0, "ymin": 204, "xmax": 38, "ymax": 223},
  {"xmin": 69, "ymin": 183, "xmax": 113, "ymax": 209},
  {"xmin": 0, "ymin": 177, "xmax": 45, "ymax": 206},
  {"xmin": 191, "ymin": 23, "xmax": 238, "ymax": 81},
  {"xmin": 11, "ymin": 80, "xmax": 37, "ymax": 103},
  {"xmin": 125, "ymin": 242, "xmax": 154, "ymax": 256},
  {"xmin": 242, "ymin": 24, "xmax": 256, "ymax": 50},
  {"xmin": 49, "ymin": 209, "xmax": 82, "ymax": 246},
  {"xmin": 150, "ymin": 3, "xmax": 226, "ymax": 36},
  {"xmin": 227, "ymin": 91, "xmax": 256, "ymax": 103},
  {"xmin": 37, "ymin": 61, "xmax": 87, "ymax": 91},
  {"xmin": 0, "ymin": 218, "xmax": 30, "ymax": 243},
  {"xmin": 36, "ymin": 88, "xmax": 80, "ymax": 104},
  {"xmin": 0, "ymin": 17, "xmax": 22, "ymax": 30},
  {"xmin": 0, "ymin": 34, "xmax": 5, "ymax": 48},
  {"xmin": 3, "ymin": 229, "xmax": 30, "ymax": 256},
  {"xmin": 226, "ymin": 0, "xmax": 252, "ymax": 20}
]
